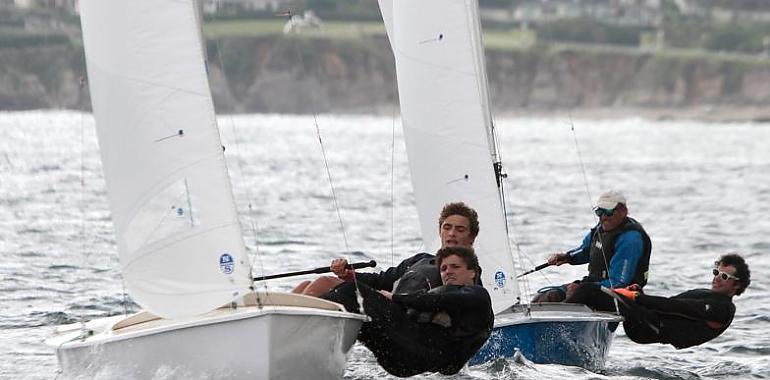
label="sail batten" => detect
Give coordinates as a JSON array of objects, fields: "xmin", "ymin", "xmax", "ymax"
[{"xmin": 79, "ymin": 0, "xmax": 252, "ymax": 319}]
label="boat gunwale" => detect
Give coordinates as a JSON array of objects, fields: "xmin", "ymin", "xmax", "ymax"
[{"xmin": 492, "ymin": 305, "xmax": 624, "ymax": 328}]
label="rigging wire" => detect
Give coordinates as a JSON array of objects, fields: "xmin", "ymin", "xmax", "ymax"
[
  {"xmin": 77, "ymin": 77, "xmax": 119, "ymax": 317},
  {"xmin": 389, "ymin": 70, "xmax": 399, "ymax": 267},
  {"xmin": 471, "ymin": 47, "xmax": 531, "ymax": 306},
  {"xmin": 499, "ymin": 170, "xmax": 540, "ymax": 306},
  {"xmin": 289, "ymin": 43, "xmax": 351, "ymax": 254},
  {"xmin": 210, "ymin": 34, "xmax": 267, "ymax": 295},
  {"xmin": 77, "ymin": 76, "xmax": 110, "ymax": 318},
  {"xmin": 568, "ymin": 115, "xmax": 620, "ymax": 314},
  {"xmin": 311, "ymin": 113, "xmax": 352, "ymax": 252},
  {"xmin": 277, "ymin": 9, "xmax": 368, "ymax": 309},
  {"xmin": 469, "ymin": 11, "xmax": 525, "ymax": 305},
  {"xmin": 476, "ymin": 25, "xmax": 534, "ymax": 306},
  {"xmin": 275, "ymin": 10, "xmax": 352, "ymax": 253},
  {"xmin": 488, "ymin": 120, "xmax": 528, "ymax": 302},
  {"xmin": 568, "ymin": 115, "xmax": 594, "ymax": 212},
  {"xmin": 539, "ymin": 20, "xmax": 609, "ymax": 310},
  {"xmin": 469, "ymin": 4, "xmax": 537, "ymax": 308},
  {"xmin": 295, "ymin": 39, "xmax": 368, "ymax": 311},
  {"xmin": 198, "ymin": 1, "xmax": 279, "ymax": 310},
  {"xmin": 487, "ymin": 111, "xmax": 541, "ymax": 307},
  {"xmin": 75, "ymin": 76, "xmax": 133, "ymax": 322}
]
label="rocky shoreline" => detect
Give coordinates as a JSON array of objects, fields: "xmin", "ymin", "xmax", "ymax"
[{"xmin": 2, "ymin": 36, "xmax": 770, "ymax": 124}]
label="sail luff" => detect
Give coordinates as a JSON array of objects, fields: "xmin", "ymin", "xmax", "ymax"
[
  {"xmin": 378, "ymin": 0, "xmax": 394, "ymax": 41},
  {"xmin": 466, "ymin": 1, "xmax": 500, "ymax": 165},
  {"xmin": 79, "ymin": 0, "xmax": 252, "ymax": 319}
]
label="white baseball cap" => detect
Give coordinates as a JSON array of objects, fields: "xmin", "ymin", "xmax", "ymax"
[{"xmin": 595, "ymin": 190, "xmax": 626, "ymax": 210}]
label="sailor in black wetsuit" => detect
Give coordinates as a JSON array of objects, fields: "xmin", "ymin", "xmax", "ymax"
[
  {"xmin": 292, "ymin": 202, "xmax": 479, "ymax": 298},
  {"xmin": 352, "ymin": 246, "xmax": 493, "ymax": 377},
  {"xmin": 608, "ymin": 253, "xmax": 750, "ymax": 348}
]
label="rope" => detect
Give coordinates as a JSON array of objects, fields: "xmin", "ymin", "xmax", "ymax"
[{"xmin": 570, "ymin": 118, "xmax": 620, "ymax": 314}]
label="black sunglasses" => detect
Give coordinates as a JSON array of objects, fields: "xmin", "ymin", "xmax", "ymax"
[
  {"xmin": 594, "ymin": 207, "xmax": 615, "ymax": 217},
  {"xmin": 712, "ymin": 268, "xmax": 740, "ymax": 281}
]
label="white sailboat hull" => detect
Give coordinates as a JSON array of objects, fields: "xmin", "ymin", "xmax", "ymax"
[
  {"xmin": 72, "ymin": 1, "xmax": 368, "ymax": 377},
  {"xmin": 48, "ymin": 295, "xmax": 366, "ymax": 379}
]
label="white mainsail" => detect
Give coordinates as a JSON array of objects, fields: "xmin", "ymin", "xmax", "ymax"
[
  {"xmin": 51, "ymin": 2, "xmax": 366, "ymax": 377},
  {"xmin": 80, "ymin": 0, "xmax": 252, "ymax": 318},
  {"xmin": 380, "ymin": 0, "xmax": 519, "ymax": 313}
]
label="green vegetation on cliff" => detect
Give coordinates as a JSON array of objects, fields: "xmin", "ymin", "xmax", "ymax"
[{"xmin": 1, "ymin": 14, "xmax": 770, "ymax": 120}]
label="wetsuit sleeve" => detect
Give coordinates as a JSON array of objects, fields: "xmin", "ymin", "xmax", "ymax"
[
  {"xmin": 567, "ymin": 232, "xmax": 592, "ymax": 265},
  {"xmin": 636, "ymin": 291, "xmax": 735, "ymax": 324},
  {"xmin": 599, "ymin": 230, "xmax": 643, "ymax": 288},
  {"xmin": 354, "ymin": 253, "xmax": 433, "ymax": 291},
  {"xmin": 392, "ymin": 285, "xmax": 491, "ymax": 313}
]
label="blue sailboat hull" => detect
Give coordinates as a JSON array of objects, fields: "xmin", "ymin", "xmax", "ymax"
[{"xmin": 470, "ymin": 304, "xmax": 622, "ymax": 370}]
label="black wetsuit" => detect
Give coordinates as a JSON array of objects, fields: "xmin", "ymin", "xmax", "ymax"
[
  {"xmin": 619, "ymin": 289, "xmax": 736, "ymax": 349},
  {"xmin": 357, "ymin": 252, "xmax": 442, "ymax": 293},
  {"xmin": 355, "ymin": 282, "xmax": 493, "ymax": 377},
  {"xmin": 320, "ymin": 253, "xmax": 493, "ymax": 376},
  {"xmin": 322, "ymin": 252, "xmax": 441, "ymax": 313}
]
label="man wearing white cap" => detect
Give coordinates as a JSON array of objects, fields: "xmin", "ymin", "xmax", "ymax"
[{"xmin": 532, "ymin": 190, "xmax": 652, "ymax": 311}]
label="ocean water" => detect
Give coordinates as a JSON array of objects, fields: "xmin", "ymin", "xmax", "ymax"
[{"xmin": 1, "ymin": 111, "xmax": 768, "ymax": 379}]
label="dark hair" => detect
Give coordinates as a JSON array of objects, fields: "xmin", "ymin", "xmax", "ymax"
[
  {"xmin": 438, "ymin": 202, "xmax": 479, "ymax": 238},
  {"xmin": 717, "ymin": 253, "xmax": 750, "ymax": 296},
  {"xmin": 436, "ymin": 246, "xmax": 481, "ymax": 284}
]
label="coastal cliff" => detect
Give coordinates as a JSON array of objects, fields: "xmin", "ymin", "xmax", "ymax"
[{"xmin": 2, "ymin": 35, "xmax": 769, "ymax": 121}]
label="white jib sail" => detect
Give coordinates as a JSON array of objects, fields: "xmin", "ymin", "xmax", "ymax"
[
  {"xmin": 79, "ymin": 0, "xmax": 252, "ymax": 319},
  {"xmin": 381, "ymin": 0, "xmax": 520, "ymax": 313}
]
